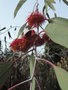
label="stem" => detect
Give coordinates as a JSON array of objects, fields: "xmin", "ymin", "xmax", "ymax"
[
  {"xmin": 30, "ymin": 47, "xmax": 37, "ymax": 90},
  {"xmin": 35, "ymin": 77, "xmax": 41, "ymax": 90},
  {"xmin": 7, "ymin": 49, "xmax": 34, "ymax": 90},
  {"xmin": 31, "ymin": 47, "xmax": 37, "ymax": 79},
  {"xmin": 39, "ymin": 25, "xmax": 45, "ymax": 31},
  {"xmin": 8, "ymin": 78, "xmax": 32, "ymax": 90},
  {"xmin": 37, "ymin": 57, "xmax": 55, "ymax": 68},
  {"xmin": 30, "ymin": 25, "xmax": 39, "ymax": 90}
]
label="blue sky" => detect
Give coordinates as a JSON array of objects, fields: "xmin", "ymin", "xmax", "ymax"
[
  {"xmin": 0, "ymin": 0, "xmax": 68, "ymax": 50},
  {"xmin": 0, "ymin": 0, "xmax": 68, "ymax": 27}
]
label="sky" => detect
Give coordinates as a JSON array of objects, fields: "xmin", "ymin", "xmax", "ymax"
[{"xmin": 0, "ymin": 0, "xmax": 68, "ymax": 50}]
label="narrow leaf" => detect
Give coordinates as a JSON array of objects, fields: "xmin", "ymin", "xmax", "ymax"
[
  {"xmin": 42, "ymin": 6, "xmax": 45, "ymax": 15},
  {"xmin": 46, "ymin": 12, "xmax": 50, "ymax": 19},
  {"xmin": 17, "ymin": 23, "xmax": 26, "ymax": 38},
  {"xmin": 8, "ymin": 31, "xmax": 12, "ymax": 38},
  {"xmin": 44, "ymin": 0, "xmax": 48, "ymax": 13},
  {"xmin": 14, "ymin": 0, "xmax": 27, "ymax": 18},
  {"xmin": 0, "ymin": 62, "xmax": 13, "ymax": 88},
  {"xmin": 63, "ymin": 0, "xmax": 68, "ymax": 5},
  {"xmin": 30, "ymin": 54, "xmax": 35, "ymax": 90},
  {"xmin": 14, "ymin": 28, "xmax": 17, "ymax": 31},
  {"xmin": 54, "ymin": 66, "xmax": 68, "ymax": 90},
  {"xmin": 4, "ymin": 36, "xmax": 6, "ymax": 43},
  {"xmin": 45, "ymin": 0, "xmax": 55, "ymax": 10},
  {"xmin": 0, "ymin": 27, "xmax": 6, "ymax": 31},
  {"xmin": 0, "ymin": 41, "xmax": 1, "ymax": 48}
]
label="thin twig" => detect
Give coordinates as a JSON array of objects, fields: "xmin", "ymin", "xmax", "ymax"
[
  {"xmin": 13, "ymin": 49, "xmax": 34, "ymax": 63},
  {"xmin": 37, "ymin": 57, "xmax": 55, "ymax": 68},
  {"xmin": 8, "ymin": 78, "xmax": 32, "ymax": 90},
  {"xmin": 39, "ymin": 25, "xmax": 45, "ymax": 31}
]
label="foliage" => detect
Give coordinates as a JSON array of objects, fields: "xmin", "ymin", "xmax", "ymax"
[
  {"xmin": 14, "ymin": 0, "xmax": 27, "ymax": 18},
  {"xmin": 54, "ymin": 66, "xmax": 68, "ymax": 90},
  {"xmin": 0, "ymin": 62, "xmax": 13, "ymax": 88},
  {"xmin": 0, "ymin": 0, "xmax": 68, "ymax": 90},
  {"xmin": 45, "ymin": 17, "xmax": 68, "ymax": 48}
]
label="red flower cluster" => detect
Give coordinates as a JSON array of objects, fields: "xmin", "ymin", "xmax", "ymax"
[
  {"xmin": 10, "ymin": 37, "xmax": 26, "ymax": 52},
  {"xmin": 27, "ymin": 11, "xmax": 46, "ymax": 27},
  {"xmin": 10, "ymin": 30, "xmax": 49, "ymax": 52}
]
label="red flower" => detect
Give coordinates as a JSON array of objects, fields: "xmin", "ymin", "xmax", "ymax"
[
  {"xmin": 10, "ymin": 37, "xmax": 26, "ymax": 52},
  {"xmin": 24, "ymin": 30, "xmax": 39, "ymax": 49},
  {"xmin": 10, "ymin": 30, "xmax": 36, "ymax": 52},
  {"xmin": 42, "ymin": 33, "xmax": 49, "ymax": 42},
  {"xmin": 10, "ymin": 30, "xmax": 49, "ymax": 52},
  {"xmin": 35, "ymin": 32, "xmax": 49, "ymax": 46},
  {"xmin": 27, "ymin": 11, "xmax": 46, "ymax": 27},
  {"xmin": 35, "ymin": 36, "xmax": 45, "ymax": 46},
  {"xmin": 25, "ymin": 30, "xmax": 35, "ymax": 40}
]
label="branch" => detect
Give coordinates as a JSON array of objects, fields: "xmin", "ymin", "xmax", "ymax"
[
  {"xmin": 8, "ymin": 49, "xmax": 34, "ymax": 90},
  {"xmin": 13, "ymin": 49, "xmax": 34, "ymax": 63},
  {"xmin": 30, "ymin": 47, "xmax": 37, "ymax": 90},
  {"xmin": 37, "ymin": 57, "xmax": 55, "ymax": 68},
  {"xmin": 8, "ymin": 78, "xmax": 32, "ymax": 90}
]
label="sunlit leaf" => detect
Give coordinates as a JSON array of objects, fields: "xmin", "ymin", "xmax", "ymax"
[
  {"xmin": 14, "ymin": 0, "xmax": 27, "ymax": 18},
  {"xmin": 54, "ymin": 66, "xmax": 68, "ymax": 90},
  {"xmin": 17, "ymin": 23, "xmax": 26, "ymax": 38},
  {"xmin": 0, "ymin": 62, "xmax": 13, "ymax": 88},
  {"xmin": 45, "ymin": 17, "xmax": 68, "ymax": 48}
]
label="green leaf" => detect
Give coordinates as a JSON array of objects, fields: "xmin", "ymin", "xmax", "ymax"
[
  {"xmin": 54, "ymin": 66, "xmax": 68, "ymax": 90},
  {"xmin": 50, "ymin": 0, "xmax": 56, "ymax": 3},
  {"xmin": 0, "ymin": 62, "xmax": 13, "ymax": 88},
  {"xmin": 45, "ymin": 0, "xmax": 55, "ymax": 10},
  {"xmin": 63, "ymin": 0, "xmax": 68, "ymax": 5},
  {"xmin": 14, "ymin": 0, "xmax": 27, "ymax": 18},
  {"xmin": 17, "ymin": 23, "xmax": 26, "ymax": 38},
  {"xmin": 30, "ymin": 54, "xmax": 35, "ymax": 90},
  {"xmin": 45, "ymin": 1, "xmax": 48, "ymax": 13},
  {"xmin": 45, "ymin": 17, "xmax": 68, "ymax": 48}
]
